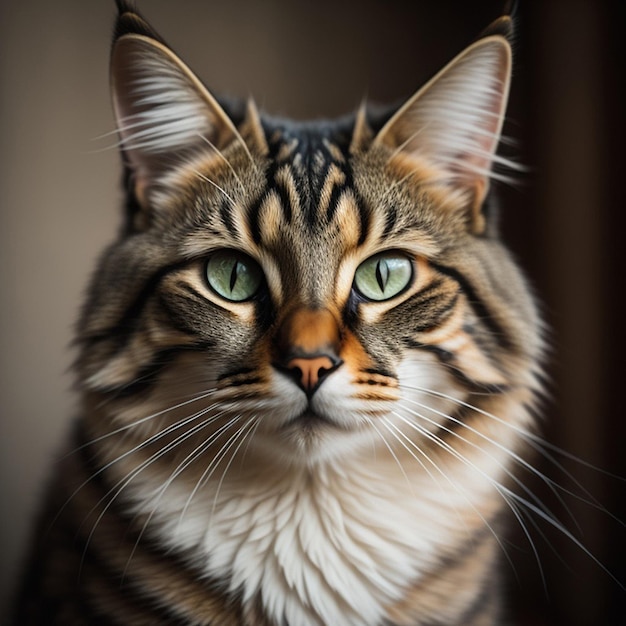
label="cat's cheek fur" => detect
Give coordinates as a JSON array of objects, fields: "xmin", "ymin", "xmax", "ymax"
[{"xmin": 247, "ymin": 352, "xmax": 461, "ymax": 468}]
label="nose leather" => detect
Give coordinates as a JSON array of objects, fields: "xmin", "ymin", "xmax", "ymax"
[{"xmin": 286, "ymin": 355, "xmax": 337, "ymax": 393}]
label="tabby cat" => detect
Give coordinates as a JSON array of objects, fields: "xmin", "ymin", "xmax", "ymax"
[{"xmin": 14, "ymin": 2, "xmax": 545, "ymax": 625}]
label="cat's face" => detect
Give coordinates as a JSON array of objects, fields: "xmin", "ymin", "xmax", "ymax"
[{"xmin": 77, "ymin": 11, "xmax": 541, "ymax": 469}]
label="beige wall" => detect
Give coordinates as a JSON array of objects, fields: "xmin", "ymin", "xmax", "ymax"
[
  {"xmin": 0, "ymin": 2, "xmax": 117, "ymax": 614},
  {"xmin": 1, "ymin": 1, "xmax": 624, "ymax": 623}
]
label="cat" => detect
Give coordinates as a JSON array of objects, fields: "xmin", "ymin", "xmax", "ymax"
[{"xmin": 13, "ymin": 1, "xmax": 546, "ymax": 624}]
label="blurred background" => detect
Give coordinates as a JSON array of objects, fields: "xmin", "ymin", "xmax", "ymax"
[{"xmin": 1, "ymin": 0, "xmax": 624, "ymax": 623}]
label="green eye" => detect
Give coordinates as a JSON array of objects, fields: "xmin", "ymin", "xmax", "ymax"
[
  {"xmin": 205, "ymin": 250, "xmax": 262, "ymax": 302},
  {"xmin": 354, "ymin": 252, "xmax": 413, "ymax": 301}
]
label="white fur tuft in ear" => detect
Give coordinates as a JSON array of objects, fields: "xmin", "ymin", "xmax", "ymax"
[
  {"xmin": 375, "ymin": 36, "xmax": 515, "ymax": 216},
  {"xmin": 114, "ymin": 49, "xmax": 211, "ymax": 153},
  {"xmin": 111, "ymin": 34, "xmax": 242, "ymax": 206}
]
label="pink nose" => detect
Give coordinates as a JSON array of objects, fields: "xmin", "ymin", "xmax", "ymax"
[{"xmin": 286, "ymin": 355, "xmax": 336, "ymax": 393}]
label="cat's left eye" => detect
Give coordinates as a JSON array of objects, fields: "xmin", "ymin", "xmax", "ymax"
[
  {"xmin": 353, "ymin": 252, "xmax": 413, "ymax": 301},
  {"xmin": 205, "ymin": 250, "xmax": 263, "ymax": 302}
]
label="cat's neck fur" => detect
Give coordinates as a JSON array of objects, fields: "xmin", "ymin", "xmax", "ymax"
[{"xmin": 105, "ymin": 397, "xmax": 515, "ymax": 626}]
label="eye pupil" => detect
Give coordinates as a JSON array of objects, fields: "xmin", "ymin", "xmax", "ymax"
[
  {"xmin": 375, "ymin": 259, "xmax": 389, "ymax": 294},
  {"xmin": 230, "ymin": 261, "xmax": 240, "ymax": 292}
]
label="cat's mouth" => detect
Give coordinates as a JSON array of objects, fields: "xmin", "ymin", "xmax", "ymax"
[{"xmin": 286, "ymin": 408, "xmax": 338, "ymax": 431}]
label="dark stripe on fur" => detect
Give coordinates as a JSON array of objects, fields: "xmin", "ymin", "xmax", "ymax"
[
  {"xmin": 52, "ymin": 423, "xmax": 243, "ymax": 624},
  {"xmin": 157, "ymin": 283, "xmax": 226, "ymax": 338},
  {"xmin": 217, "ymin": 367, "xmax": 262, "ymax": 388},
  {"xmin": 89, "ymin": 344, "xmax": 212, "ymax": 397},
  {"xmin": 431, "ymin": 262, "xmax": 514, "ymax": 351},
  {"xmin": 219, "ymin": 197, "xmax": 238, "ymax": 237},
  {"xmin": 79, "ymin": 260, "xmax": 190, "ymax": 349},
  {"xmin": 274, "ymin": 178, "xmax": 294, "ymax": 224},
  {"xmin": 455, "ymin": 580, "xmax": 500, "ymax": 626},
  {"xmin": 382, "ymin": 203, "xmax": 399, "ymax": 238},
  {"xmin": 363, "ymin": 366, "xmax": 398, "ymax": 380},
  {"xmin": 402, "ymin": 338, "xmax": 508, "ymax": 394},
  {"xmin": 217, "ymin": 366, "xmax": 256, "ymax": 381},
  {"xmin": 326, "ymin": 157, "xmax": 355, "ymax": 227},
  {"xmin": 324, "ymin": 182, "xmax": 345, "ymax": 225},
  {"xmin": 246, "ymin": 191, "xmax": 268, "ymax": 245},
  {"xmin": 410, "ymin": 290, "xmax": 460, "ymax": 333},
  {"xmin": 354, "ymin": 189, "xmax": 370, "ymax": 247}
]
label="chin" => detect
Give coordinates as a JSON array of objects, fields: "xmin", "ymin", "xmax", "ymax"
[{"xmin": 253, "ymin": 409, "xmax": 375, "ymax": 468}]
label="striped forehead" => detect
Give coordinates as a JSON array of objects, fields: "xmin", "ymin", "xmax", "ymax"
[
  {"xmin": 239, "ymin": 128, "xmax": 366, "ymax": 302},
  {"xmin": 250, "ymin": 132, "xmax": 367, "ymax": 240},
  {"xmin": 264, "ymin": 128, "xmax": 357, "ymax": 227}
]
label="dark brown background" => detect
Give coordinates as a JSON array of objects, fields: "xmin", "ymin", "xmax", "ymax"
[{"xmin": 1, "ymin": 1, "xmax": 624, "ymax": 623}]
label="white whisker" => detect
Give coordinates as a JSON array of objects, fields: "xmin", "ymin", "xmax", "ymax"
[
  {"xmin": 364, "ymin": 416, "xmax": 414, "ymax": 495},
  {"xmin": 399, "ymin": 395, "xmax": 575, "ymax": 526},
  {"xmin": 194, "ymin": 170, "xmax": 237, "ymax": 206},
  {"xmin": 196, "ymin": 134, "xmax": 246, "ymax": 192},
  {"xmin": 50, "ymin": 398, "xmax": 219, "ymax": 534},
  {"xmin": 123, "ymin": 412, "xmax": 246, "ymax": 578},
  {"xmin": 67, "ymin": 388, "xmax": 218, "ymax": 456},
  {"xmin": 380, "ymin": 415, "xmax": 490, "ymax": 544},
  {"xmin": 174, "ymin": 413, "xmax": 246, "ymax": 527},
  {"xmin": 77, "ymin": 407, "xmax": 228, "ymax": 573},
  {"xmin": 400, "ymin": 383, "xmax": 622, "ymax": 516},
  {"xmin": 394, "ymin": 394, "xmax": 625, "ymax": 589},
  {"xmin": 208, "ymin": 415, "xmax": 260, "ymax": 521},
  {"xmin": 389, "ymin": 410, "xmax": 520, "ymax": 576}
]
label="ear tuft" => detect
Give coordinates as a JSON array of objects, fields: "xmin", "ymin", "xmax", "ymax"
[
  {"xmin": 476, "ymin": 14, "xmax": 514, "ymax": 41},
  {"xmin": 240, "ymin": 98, "xmax": 269, "ymax": 156},
  {"xmin": 350, "ymin": 102, "xmax": 375, "ymax": 153}
]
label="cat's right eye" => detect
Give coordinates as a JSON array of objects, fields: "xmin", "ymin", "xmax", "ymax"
[
  {"xmin": 353, "ymin": 251, "xmax": 413, "ymax": 302},
  {"xmin": 205, "ymin": 250, "xmax": 263, "ymax": 302}
]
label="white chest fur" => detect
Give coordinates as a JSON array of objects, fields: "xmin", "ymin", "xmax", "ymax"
[{"xmin": 134, "ymin": 451, "xmax": 487, "ymax": 626}]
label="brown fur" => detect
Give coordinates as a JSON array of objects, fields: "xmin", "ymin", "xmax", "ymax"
[{"xmin": 13, "ymin": 4, "xmax": 543, "ymax": 625}]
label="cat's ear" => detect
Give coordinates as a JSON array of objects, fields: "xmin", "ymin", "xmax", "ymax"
[
  {"xmin": 111, "ymin": 5, "xmax": 262, "ymax": 209},
  {"xmin": 374, "ymin": 19, "xmax": 513, "ymax": 233},
  {"xmin": 351, "ymin": 102, "xmax": 375, "ymax": 152}
]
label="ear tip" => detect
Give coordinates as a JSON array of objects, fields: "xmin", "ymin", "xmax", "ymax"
[
  {"xmin": 113, "ymin": 1, "xmax": 165, "ymax": 46},
  {"xmin": 478, "ymin": 15, "xmax": 515, "ymax": 44},
  {"xmin": 115, "ymin": 0, "xmax": 134, "ymax": 15}
]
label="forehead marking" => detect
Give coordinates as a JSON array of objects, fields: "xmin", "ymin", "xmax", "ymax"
[
  {"xmin": 333, "ymin": 191, "xmax": 362, "ymax": 250},
  {"xmin": 318, "ymin": 163, "xmax": 347, "ymax": 219},
  {"xmin": 256, "ymin": 190, "xmax": 284, "ymax": 247},
  {"xmin": 323, "ymin": 138, "xmax": 347, "ymax": 163},
  {"xmin": 273, "ymin": 164, "xmax": 301, "ymax": 224}
]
